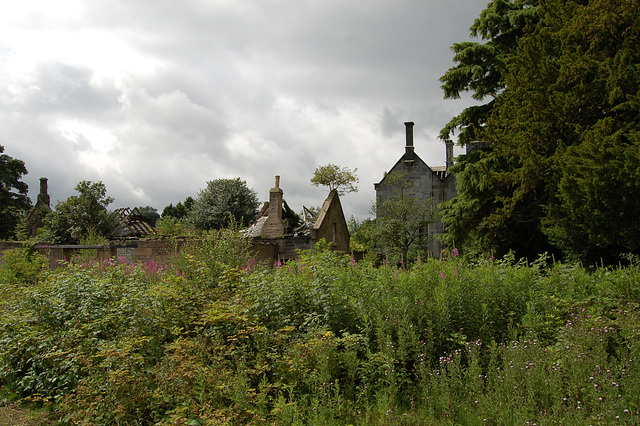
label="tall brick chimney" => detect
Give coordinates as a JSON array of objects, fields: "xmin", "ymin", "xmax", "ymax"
[
  {"xmin": 404, "ymin": 121, "xmax": 414, "ymax": 154},
  {"xmin": 38, "ymin": 177, "xmax": 50, "ymax": 208},
  {"xmin": 404, "ymin": 121, "xmax": 415, "ymax": 164},
  {"xmin": 268, "ymin": 175, "xmax": 283, "ymax": 220},
  {"xmin": 260, "ymin": 175, "xmax": 285, "ymax": 238}
]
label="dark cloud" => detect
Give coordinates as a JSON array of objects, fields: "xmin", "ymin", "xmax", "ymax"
[{"xmin": 0, "ymin": 0, "xmax": 488, "ymax": 220}]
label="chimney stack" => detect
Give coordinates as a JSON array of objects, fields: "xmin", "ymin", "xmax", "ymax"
[
  {"xmin": 261, "ymin": 175, "xmax": 285, "ymax": 238},
  {"xmin": 445, "ymin": 140, "xmax": 454, "ymax": 171},
  {"xmin": 403, "ymin": 122, "xmax": 415, "ymax": 164},
  {"xmin": 38, "ymin": 177, "xmax": 50, "ymax": 207},
  {"xmin": 404, "ymin": 121, "xmax": 415, "ymax": 154}
]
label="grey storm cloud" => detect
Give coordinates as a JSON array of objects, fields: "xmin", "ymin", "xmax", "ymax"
[{"xmin": 0, "ymin": 0, "xmax": 487, "ymax": 219}]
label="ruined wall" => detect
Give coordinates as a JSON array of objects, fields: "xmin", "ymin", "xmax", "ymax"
[
  {"xmin": 0, "ymin": 240, "xmax": 173, "ymax": 270},
  {"xmin": 313, "ymin": 190, "xmax": 350, "ymax": 253}
]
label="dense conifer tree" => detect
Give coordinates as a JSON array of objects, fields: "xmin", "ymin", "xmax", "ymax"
[{"xmin": 441, "ymin": 0, "xmax": 640, "ymax": 263}]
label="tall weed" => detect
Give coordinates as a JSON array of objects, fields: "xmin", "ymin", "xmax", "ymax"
[{"xmin": 2, "ymin": 238, "xmax": 640, "ymax": 423}]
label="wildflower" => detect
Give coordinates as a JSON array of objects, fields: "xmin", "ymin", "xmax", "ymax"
[
  {"xmin": 451, "ymin": 247, "xmax": 459, "ymax": 257},
  {"xmin": 440, "ymin": 270, "xmax": 447, "ymax": 279}
]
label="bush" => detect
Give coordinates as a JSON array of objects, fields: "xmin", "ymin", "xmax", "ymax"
[{"xmin": 2, "ymin": 238, "xmax": 640, "ymax": 424}]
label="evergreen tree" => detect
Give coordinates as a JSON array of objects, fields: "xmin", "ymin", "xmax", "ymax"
[
  {"xmin": 442, "ymin": 0, "xmax": 640, "ymax": 263},
  {"xmin": 161, "ymin": 197, "xmax": 194, "ymax": 219},
  {"xmin": 135, "ymin": 206, "xmax": 160, "ymax": 227},
  {"xmin": 439, "ymin": 0, "xmax": 540, "ymax": 145}
]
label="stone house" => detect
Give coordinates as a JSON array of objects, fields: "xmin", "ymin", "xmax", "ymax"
[
  {"xmin": 244, "ymin": 176, "xmax": 350, "ymax": 263},
  {"xmin": 374, "ymin": 122, "xmax": 457, "ymax": 257}
]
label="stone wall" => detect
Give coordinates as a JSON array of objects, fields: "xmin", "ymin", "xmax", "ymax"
[
  {"xmin": 374, "ymin": 122, "xmax": 459, "ymax": 258},
  {"xmin": 0, "ymin": 240, "xmax": 174, "ymax": 269}
]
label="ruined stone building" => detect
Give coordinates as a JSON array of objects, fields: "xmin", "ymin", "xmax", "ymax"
[
  {"xmin": 244, "ymin": 176, "xmax": 350, "ymax": 263},
  {"xmin": 26, "ymin": 177, "xmax": 53, "ymax": 237},
  {"xmin": 374, "ymin": 122, "xmax": 457, "ymax": 257}
]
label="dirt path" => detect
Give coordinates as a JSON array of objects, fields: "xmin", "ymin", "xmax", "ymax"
[{"xmin": 0, "ymin": 403, "xmax": 52, "ymax": 426}]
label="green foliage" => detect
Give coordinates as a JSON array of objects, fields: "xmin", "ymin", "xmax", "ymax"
[
  {"xmin": 171, "ymin": 225, "xmax": 255, "ymax": 290},
  {"xmin": 0, "ymin": 145, "xmax": 31, "ymax": 240},
  {"xmin": 310, "ymin": 164, "xmax": 359, "ymax": 195},
  {"xmin": 161, "ymin": 196, "xmax": 194, "ymax": 219},
  {"xmin": 155, "ymin": 216, "xmax": 191, "ymax": 237},
  {"xmin": 43, "ymin": 180, "xmax": 114, "ymax": 244},
  {"xmin": 442, "ymin": 0, "xmax": 640, "ymax": 263},
  {"xmin": 439, "ymin": 0, "xmax": 541, "ymax": 145},
  {"xmin": 0, "ymin": 246, "xmax": 48, "ymax": 290},
  {"xmin": 347, "ymin": 216, "xmax": 377, "ymax": 254},
  {"xmin": 189, "ymin": 178, "xmax": 259, "ymax": 231},
  {"xmin": 372, "ymin": 171, "xmax": 437, "ymax": 263},
  {"xmin": 3, "ymin": 233, "xmax": 640, "ymax": 423},
  {"xmin": 134, "ymin": 205, "xmax": 160, "ymax": 226},
  {"xmin": 282, "ymin": 199, "xmax": 302, "ymax": 231}
]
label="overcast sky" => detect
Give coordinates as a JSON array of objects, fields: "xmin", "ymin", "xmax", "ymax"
[{"xmin": 1, "ymin": 0, "xmax": 487, "ymax": 221}]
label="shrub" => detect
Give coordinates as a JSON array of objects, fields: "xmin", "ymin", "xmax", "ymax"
[{"xmin": 2, "ymin": 238, "xmax": 640, "ymax": 423}]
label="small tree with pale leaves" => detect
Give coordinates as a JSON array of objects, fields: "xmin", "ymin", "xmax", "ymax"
[{"xmin": 310, "ymin": 164, "xmax": 359, "ymax": 195}]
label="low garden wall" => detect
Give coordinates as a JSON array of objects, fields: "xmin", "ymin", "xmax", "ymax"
[{"xmin": 0, "ymin": 240, "xmax": 173, "ymax": 269}]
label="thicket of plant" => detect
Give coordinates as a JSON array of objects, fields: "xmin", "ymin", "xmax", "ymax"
[{"xmin": 1, "ymin": 235, "xmax": 639, "ymax": 424}]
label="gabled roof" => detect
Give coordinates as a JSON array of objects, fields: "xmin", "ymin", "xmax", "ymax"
[
  {"xmin": 375, "ymin": 151, "xmax": 451, "ymax": 188},
  {"xmin": 313, "ymin": 189, "xmax": 342, "ymax": 231}
]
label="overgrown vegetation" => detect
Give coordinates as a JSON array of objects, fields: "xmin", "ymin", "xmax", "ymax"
[{"xmin": 1, "ymin": 236, "xmax": 639, "ymax": 424}]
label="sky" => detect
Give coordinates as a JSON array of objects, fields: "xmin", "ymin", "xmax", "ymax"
[{"xmin": 1, "ymin": 0, "xmax": 487, "ymax": 221}]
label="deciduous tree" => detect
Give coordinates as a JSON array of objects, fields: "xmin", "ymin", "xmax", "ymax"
[
  {"xmin": 43, "ymin": 181, "xmax": 114, "ymax": 244},
  {"xmin": 0, "ymin": 146, "xmax": 31, "ymax": 240},
  {"xmin": 372, "ymin": 171, "xmax": 437, "ymax": 264},
  {"xmin": 189, "ymin": 178, "xmax": 259, "ymax": 231},
  {"xmin": 311, "ymin": 164, "xmax": 359, "ymax": 195},
  {"xmin": 161, "ymin": 197, "xmax": 194, "ymax": 219}
]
